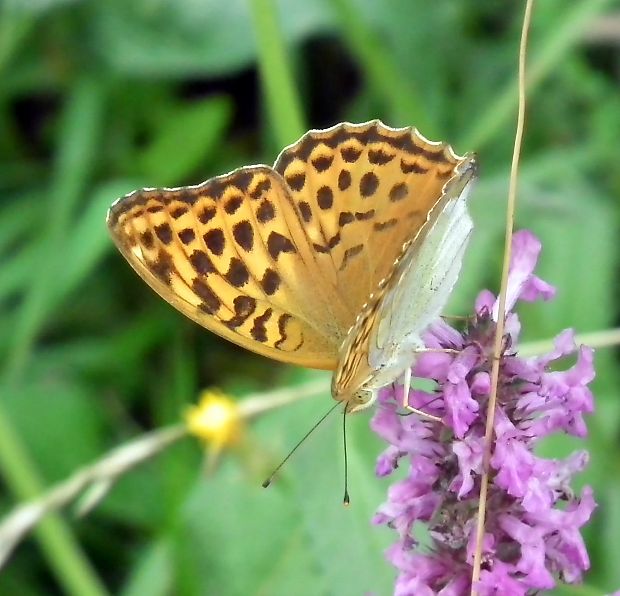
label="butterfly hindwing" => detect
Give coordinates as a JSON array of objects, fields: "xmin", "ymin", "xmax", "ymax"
[
  {"xmin": 332, "ymin": 155, "xmax": 477, "ymax": 399},
  {"xmin": 368, "ymin": 158, "xmax": 476, "ymax": 382}
]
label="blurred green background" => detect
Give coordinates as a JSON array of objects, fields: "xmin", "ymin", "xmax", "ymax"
[{"xmin": 1, "ymin": 0, "xmax": 619, "ymax": 594}]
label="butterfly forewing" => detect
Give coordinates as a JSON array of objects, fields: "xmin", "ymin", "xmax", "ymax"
[
  {"xmin": 107, "ymin": 166, "xmax": 347, "ymax": 370},
  {"xmin": 274, "ymin": 121, "xmax": 464, "ymax": 316}
]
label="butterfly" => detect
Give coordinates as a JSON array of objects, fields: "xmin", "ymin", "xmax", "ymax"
[{"xmin": 107, "ymin": 121, "xmax": 477, "ymax": 414}]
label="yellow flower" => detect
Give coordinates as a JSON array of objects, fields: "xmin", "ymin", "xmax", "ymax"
[{"xmin": 185, "ymin": 389, "xmax": 242, "ymax": 448}]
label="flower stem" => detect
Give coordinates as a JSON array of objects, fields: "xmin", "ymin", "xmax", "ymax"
[
  {"xmin": 520, "ymin": 327, "xmax": 620, "ymax": 357},
  {"xmin": 470, "ymin": 1, "xmax": 535, "ymax": 592},
  {"xmin": 239, "ymin": 378, "xmax": 326, "ymax": 418},
  {"xmin": 0, "ymin": 378, "xmax": 326, "ymax": 570}
]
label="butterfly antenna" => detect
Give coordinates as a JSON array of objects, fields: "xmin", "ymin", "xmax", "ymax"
[
  {"xmin": 343, "ymin": 404, "xmax": 350, "ymax": 506},
  {"xmin": 262, "ymin": 401, "xmax": 341, "ymax": 489}
]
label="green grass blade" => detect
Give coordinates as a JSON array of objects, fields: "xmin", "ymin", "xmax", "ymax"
[
  {"xmin": 0, "ymin": 401, "xmax": 108, "ymax": 596},
  {"xmin": 5, "ymin": 77, "xmax": 105, "ymax": 381},
  {"xmin": 331, "ymin": 0, "xmax": 431, "ymax": 131},
  {"xmin": 460, "ymin": 0, "xmax": 615, "ymax": 150},
  {"xmin": 249, "ymin": 0, "xmax": 306, "ymax": 147}
]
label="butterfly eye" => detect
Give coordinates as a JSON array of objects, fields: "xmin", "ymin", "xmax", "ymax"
[{"xmin": 349, "ymin": 388, "xmax": 375, "ymax": 412}]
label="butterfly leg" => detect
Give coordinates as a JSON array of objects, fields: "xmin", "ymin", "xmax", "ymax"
[
  {"xmin": 401, "ymin": 365, "xmax": 411, "ymax": 410},
  {"xmin": 401, "ymin": 367, "xmax": 441, "ymax": 422},
  {"xmin": 412, "ymin": 347, "xmax": 459, "ymax": 355}
]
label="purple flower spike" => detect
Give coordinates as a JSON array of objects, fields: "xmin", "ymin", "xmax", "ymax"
[
  {"xmin": 372, "ymin": 231, "xmax": 596, "ymax": 595},
  {"xmin": 493, "ymin": 230, "xmax": 556, "ymax": 317}
]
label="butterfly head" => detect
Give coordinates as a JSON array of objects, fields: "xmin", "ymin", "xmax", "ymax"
[
  {"xmin": 331, "ymin": 371, "xmax": 377, "ymax": 414},
  {"xmin": 346, "ymin": 387, "xmax": 377, "ymax": 413}
]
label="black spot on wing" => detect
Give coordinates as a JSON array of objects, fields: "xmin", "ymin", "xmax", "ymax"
[
  {"xmin": 190, "ymin": 250, "xmax": 216, "ymax": 275},
  {"xmin": 298, "ymin": 201, "xmax": 312, "ymax": 222},
  {"xmin": 261, "ymin": 268, "xmax": 281, "ymax": 295},
  {"xmin": 203, "ymin": 228, "xmax": 225, "ymax": 255},
  {"xmin": 178, "ymin": 228, "xmax": 195, "ymax": 245},
  {"xmin": 171, "ymin": 206, "xmax": 188, "ymax": 219},
  {"xmin": 286, "ymin": 173, "xmax": 306, "ymax": 191},
  {"xmin": 317, "ymin": 186, "xmax": 333, "ymax": 210},
  {"xmin": 232, "ymin": 170, "xmax": 254, "ymax": 193},
  {"xmin": 400, "ymin": 160, "xmax": 428, "ymax": 175},
  {"xmin": 339, "ymin": 211, "xmax": 354, "ymax": 226},
  {"xmin": 311, "ymin": 154, "xmax": 334, "ymax": 172},
  {"xmin": 198, "ymin": 206, "xmax": 216, "ymax": 224},
  {"xmin": 141, "ymin": 231, "xmax": 154, "ymax": 249},
  {"xmin": 251, "ymin": 308, "xmax": 272, "ymax": 342},
  {"xmin": 338, "ymin": 169, "xmax": 351, "ymax": 191},
  {"xmin": 359, "ymin": 172, "xmax": 379, "ymax": 198},
  {"xmin": 339, "ymin": 244, "xmax": 364, "ymax": 271},
  {"xmin": 233, "ymin": 220, "xmax": 254, "ymax": 252},
  {"xmin": 341, "ymin": 146, "xmax": 362, "ymax": 163},
  {"xmin": 257, "ymin": 200, "xmax": 275, "ymax": 223},
  {"xmin": 193, "ymin": 279, "xmax": 221, "ymax": 314},
  {"xmin": 267, "ymin": 232, "xmax": 295, "ymax": 259},
  {"xmin": 249, "ymin": 177, "xmax": 272, "ymax": 199},
  {"xmin": 225, "ymin": 257, "xmax": 250, "ymax": 287},
  {"xmin": 225, "ymin": 194, "xmax": 243, "ymax": 214},
  {"xmin": 224, "ymin": 296, "xmax": 257, "ymax": 329},
  {"xmin": 152, "ymin": 250, "xmax": 174, "ymax": 282},
  {"xmin": 389, "ymin": 182, "xmax": 409, "ymax": 202},
  {"xmin": 155, "ymin": 223, "xmax": 173, "ymax": 245},
  {"xmin": 368, "ymin": 148, "xmax": 395, "ymax": 165}
]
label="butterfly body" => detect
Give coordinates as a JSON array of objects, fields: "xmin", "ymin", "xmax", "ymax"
[{"xmin": 107, "ymin": 121, "xmax": 477, "ymax": 413}]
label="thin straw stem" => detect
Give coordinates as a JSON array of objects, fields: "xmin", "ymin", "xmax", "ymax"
[{"xmin": 470, "ymin": 1, "xmax": 535, "ymax": 592}]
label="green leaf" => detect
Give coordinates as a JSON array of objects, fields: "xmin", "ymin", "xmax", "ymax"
[
  {"xmin": 1, "ymin": 379, "xmax": 106, "ymax": 482},
  {"xmin": 256, "ymin": 388, "xmax": 394, "ymax": 595},
  {"xmin": 517, "ymin": 179, "xmax": 616, "ymax": 338},
  {"xmin": 137, "ymin": 97, "xmax": 232, "ymax": 187},
  {"xmin": 91, "ymin": 0, "xmax": 335, "ymax": 78},
  {"xmin": 121, "ymin": 540, "xmax": 174, "ymax": 596},
  {"xmin": 60, "ymin": 180, "xmax": 142, "ymax": 300},
  {"xmin": 173, "ymin": 459, "xmax": 327, "ymax": 595}
]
